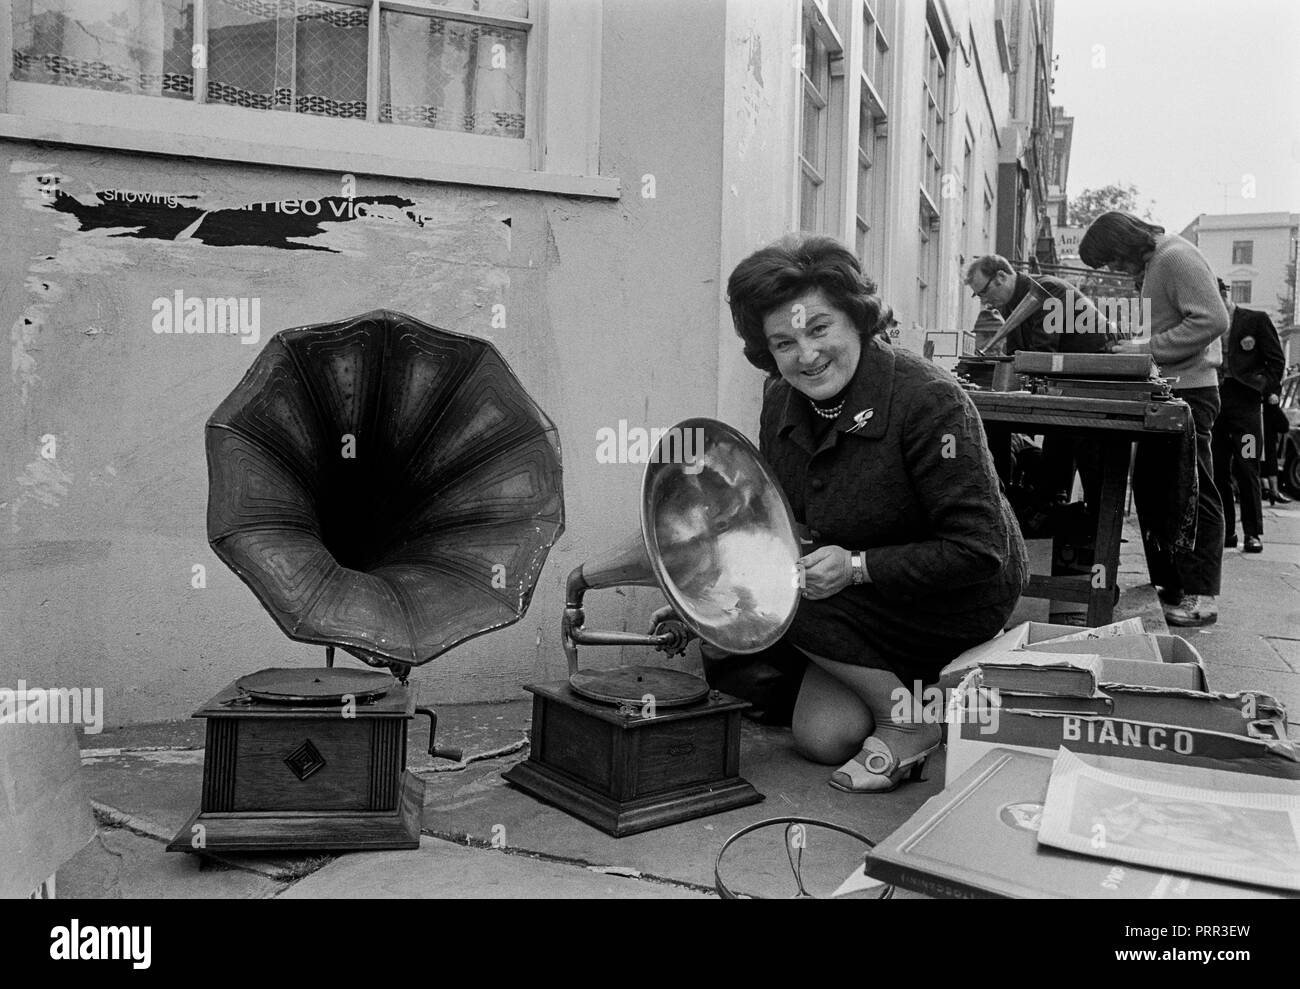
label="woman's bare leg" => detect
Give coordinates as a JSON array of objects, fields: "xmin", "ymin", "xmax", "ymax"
[
  {"xmin": 795, "ymin": 649, "xmax": 940, "ymax": 765},
  {"xmin": 791, "ymin": 662, "xmax": 873, "ymax": 764}
]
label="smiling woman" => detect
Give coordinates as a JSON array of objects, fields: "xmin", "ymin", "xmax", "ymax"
[{"xmin": 726, "ymin": 234, "xmax": 1028, "ymax": 795}]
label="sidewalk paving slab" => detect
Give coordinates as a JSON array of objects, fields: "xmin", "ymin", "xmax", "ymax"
[
  {"xmin": 59, "ymin": 828, "xmax": 285, "ymax": 899},
  {"xmin": 278, "ymin": 836, "xmax": 712, "ymax": 899},
  {"xmin": 1189, "ymin": 630, "xmax": 1293, "ymax": 673},
  {"xmin": 1266, "ymin": 637, "xmax": 1300, "ymax": 674}
]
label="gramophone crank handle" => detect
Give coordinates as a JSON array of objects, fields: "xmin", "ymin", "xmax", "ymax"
[{"xmin": 415, "ymin": 706, "xmax": 464, "ymax": 763}]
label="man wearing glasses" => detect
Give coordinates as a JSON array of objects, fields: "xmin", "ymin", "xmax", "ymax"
[
  {"xmin": 964, "ymin": 256, "xmax": 1112, "ymax": 527},
  {"xmin": 965, "ymin": 255, "xmax": 1112, "ymax": 355}
]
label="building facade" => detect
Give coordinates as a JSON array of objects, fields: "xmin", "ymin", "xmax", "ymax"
[
  {"xmin": 1045, "ymin": 104, "xmax": 1082, "ymax": 263},
  {"xmin": 1, "ymin": 0, "xmax": 1056, "ymax": 724},
  {"xmin": 1179, "ymin": 211, "xmax": 1299, "ymax": 331},
  {"xmin": 990, "ymin": 0, "xmax": 1056, "ymax": 270}
]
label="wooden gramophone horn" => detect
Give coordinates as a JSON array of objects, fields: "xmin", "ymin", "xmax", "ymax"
[
  {"xmin": 206, "ymin": 309, "xmax": 565, "ymax": 672},
  {"xmin": 561, "ymin": 418, "xmax": 801, "ymax": 706}
]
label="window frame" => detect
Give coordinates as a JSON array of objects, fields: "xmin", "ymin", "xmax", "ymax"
[
  {"xmin": 919, "ymin": 15, "xmax": 946, "ymax": 213},
  {"xmin": 0, "ymin": 0, "xmax": 615, "ymax": 198},
  {"xmin": 853, "ymin": 0, "xmax": 889, "ymax": 269},
  {"xmin": 916, "ymin": 2, "xmax": 948, "ymax": 329},
  {"xmin": 981, "ymin": 178, "xmax": 994, "ymax": 249},
  {"xmin": 917, "ymin": 194, "xmax": 939, "ymax": 328},
  {"xmin": 1231, "ymin": 280, "xmax": 1252, "ymax": 305},
  {"xmin": 1232, "ymin": 239, "xmax": 1254, "ymax": 265},
  {"xmin": 795, "ymin": 0, "xmax": 844, "ymax": 235}
]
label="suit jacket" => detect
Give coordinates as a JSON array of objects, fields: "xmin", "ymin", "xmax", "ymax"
[
  {"xmin": 759, "ymin": 336, "xmax": 1028, "ymax": 676},
  {"xmin": 1220, "ymin": 306, "xmax": 1284, "ymax": 397}
]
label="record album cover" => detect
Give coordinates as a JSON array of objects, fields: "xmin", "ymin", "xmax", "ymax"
[
  {"xmin": 865, "ymin": 748, "xmax": 1290, "ymax": 899},
  {"xmin": 1039, "ymin": 748, "xmax": 1300, "ymax": 892}
]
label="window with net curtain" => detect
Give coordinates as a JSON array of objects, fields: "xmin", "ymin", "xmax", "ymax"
[
  {"xmin": 10, "ymin": 0, "xmax": 528, "ymax": 138},
  {"xmin": 10, "ymin": 0, "xmax": 196, "ymax": 98}
]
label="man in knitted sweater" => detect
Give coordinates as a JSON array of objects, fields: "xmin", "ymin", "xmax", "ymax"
[{"xmin": 1080, "ymin": 212, "xmax": 1229, "ymax": 627}]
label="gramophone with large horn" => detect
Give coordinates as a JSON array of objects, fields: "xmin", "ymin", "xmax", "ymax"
[
  {"xmin": 167, "ymin": 310, "xmax": 564, "ymax": 854},
  {"xmin": 503, "ymin": 418, "xmax": 801, "ymax": 836}
]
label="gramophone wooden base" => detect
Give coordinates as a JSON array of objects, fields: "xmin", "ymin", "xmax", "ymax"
[
  {"xmin": 167, "ymin": 674, "xmax": 425, "ymax": 854},
  {"xmin": 165, "ymin": 771, "xmax": 423, "ymax": 853},
  {"xmin": 503, "ymin": 681, "xmax": 763, "ymax": 837}
]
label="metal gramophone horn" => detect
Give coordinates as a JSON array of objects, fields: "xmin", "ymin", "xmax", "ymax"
[{"xmin": 561, "ymin": 418, "xmax": 801, "ymax": 707}]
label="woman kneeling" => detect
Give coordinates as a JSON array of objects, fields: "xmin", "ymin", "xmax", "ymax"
[{"xmin": 727, "ymin": 234, "xmax": 1028, "ymax": 792}]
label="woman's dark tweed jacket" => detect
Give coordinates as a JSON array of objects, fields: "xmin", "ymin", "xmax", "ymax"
[{"xmin": 760, "ymin": 335, "xmax": 1028, "ymax": 681}]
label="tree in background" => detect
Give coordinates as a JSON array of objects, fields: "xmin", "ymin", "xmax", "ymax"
[
  {"xmin": 1278, "ymin": 257, "xmax": 1296, "ymax": 329},
  {"xmin": 1068, "ymin": 183, "xmax": 1155, "ymax": 227}
]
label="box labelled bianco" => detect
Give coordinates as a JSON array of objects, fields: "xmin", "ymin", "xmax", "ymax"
[{"xmin": 945, "ymin": 666, "xmax": 1297, "ymax": 782}]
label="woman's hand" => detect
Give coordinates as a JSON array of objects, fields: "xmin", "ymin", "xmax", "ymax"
[{"xmin": 797, "ymin": 545, "xmax": 854, "ymax": 600}]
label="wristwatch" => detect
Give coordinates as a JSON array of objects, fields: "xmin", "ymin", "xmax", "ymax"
[{"xmin": 850, "ymin": 551, "xmax": 868, "ymax": 585}]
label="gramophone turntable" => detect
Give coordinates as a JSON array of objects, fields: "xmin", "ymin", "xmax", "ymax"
[
  {"xmin": 504, "ymin": 419, "xmax": 801, "ymax": 836},
  {"xmin": 168, "ymin": 310, "xmax": 564, "ymax": 854}
]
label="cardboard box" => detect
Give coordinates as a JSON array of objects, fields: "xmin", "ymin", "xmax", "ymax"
[
  {"xmin": 0, "ymin": 716, "xmax": 96, "ymax": 897},
  {"xmin": 945, "ymin": 668, "xmax": 1298, "ymax": 782},
  {"xmin": 1097, "ymin": 657, "xmax": 1204, "ymax": 691},
  {"xmin": 1037, "ymin": 634, "xmax": 1209, "ymax": 692},
  {"xmin": 1034, "ymin": 632, "xmax": 1163, "ymax": 664},
  {"xmin": 938, "ymin": 619, "xmax": 1146, "ymax": 689}
]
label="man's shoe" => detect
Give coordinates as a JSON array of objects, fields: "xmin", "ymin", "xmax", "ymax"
[
  {"xmin": 1156, "ymin": 586, "xmax": 1184, "ymax": 606},
  {"xmin": 1244, "ymin": 535, "xmax": 1263, "ymax": 553},
  {"xmin": 1224, "ymin": 533, "xmax": 1238, "ymax": 549},
  {"xmin": 1163, "ymin": 594, "xmax": 1218, "ymax": 628}
]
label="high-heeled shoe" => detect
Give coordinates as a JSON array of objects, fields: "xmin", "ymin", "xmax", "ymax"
[
  {"xmin": 1268, "ymin": 488, "xmax": 1292, "ymax": 505},
  {"xmin": 829, "ymin": 733, "xmax": 940, "ymax": 794}
]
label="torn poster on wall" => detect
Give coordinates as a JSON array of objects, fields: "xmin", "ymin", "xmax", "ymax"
[{"xmin": 45, "ymin": 190, "xmax": 441, "ymax": 253}]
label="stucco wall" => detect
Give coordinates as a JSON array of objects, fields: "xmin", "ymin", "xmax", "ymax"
[
  {"xmin": 0, "ymin": 0, "xmax": 726, "ymax": 725},
  {"xmin": 716, "ymin": 0, "xmax": 800, "ymax": 434}
]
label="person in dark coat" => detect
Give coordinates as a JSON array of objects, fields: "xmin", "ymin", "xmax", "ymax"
[
  {"xmin": 1211, "ymin": 278, "xmax": 1286, "ymax": 551},
  {"xmin": 965, "ymin": 254, "xmax": 1114, "ymax": 356},
  {"xmin": 726, "ymin": 234, "xmax": 1028, "ymax": 794},
  {"xmin": 965, "ymin": 255, "xmax": 1112, "ymax": 511},
  {"xmin": 1262, "ymin": 382, "xmax": 1292, "ymax": 504}
]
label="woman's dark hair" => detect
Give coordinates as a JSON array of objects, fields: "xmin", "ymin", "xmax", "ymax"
[
  {"xmin": 726, "ymin": 234, "xmax": 891, "ymax": 375},
  {"xmin": 1078, "ymin": 211, "xmax": 1165, "ymax": 269}
]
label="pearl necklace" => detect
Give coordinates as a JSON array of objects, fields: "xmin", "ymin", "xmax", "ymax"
[{"xmin": 810, "ymin": 399, "xmax": 844, "ymax": 420}]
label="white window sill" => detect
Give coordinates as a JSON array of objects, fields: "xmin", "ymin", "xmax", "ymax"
[{"xmin": 0, "ymin": 84, "xmax": 619, "ymax": 200}]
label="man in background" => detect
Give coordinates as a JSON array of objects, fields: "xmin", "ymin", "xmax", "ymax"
[
  {"xmin": 1211, "ymin": 277, "xmax": 1285, "ymax": 553},
  {"xmin": 965, "ymin": 255, "xmax": 1112, "ymax": 517},
  {"xmin": 965, "ymin": 254, "xmax": 1114, "ymax": 356}
]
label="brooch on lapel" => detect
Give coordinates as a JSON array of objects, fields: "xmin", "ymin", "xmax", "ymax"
[
  {"xmin": 1241, "ymin": 336, "xmax": 1255, "ymax": 351},
  {"xmin": 846, "ymin": 408, "xmax": 875, "ymax": 433}
]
